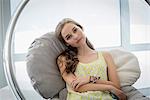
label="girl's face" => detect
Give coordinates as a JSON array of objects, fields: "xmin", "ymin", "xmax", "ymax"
[{"xmin": 61, "ymin": 23, "xmax": 86, "ymax": 47}]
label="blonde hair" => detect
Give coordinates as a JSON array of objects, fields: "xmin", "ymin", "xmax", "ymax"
[{"xmin": 55, "ymin": 18, "xmax": 94, "ymax": 73}]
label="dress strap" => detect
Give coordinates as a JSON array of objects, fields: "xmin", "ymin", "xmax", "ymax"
[{"xmin": 98, "ymin": 51, "xmax": 107, "ymax": 66}]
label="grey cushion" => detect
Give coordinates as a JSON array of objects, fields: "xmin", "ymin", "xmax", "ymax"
[
  {"xmin": 26, "ymin": 32, "xmax": 141, "ymax": 99},
  {"xmin": 122, "ymin": 86, "xmax": 150, "ymax": 100},
  {"xmin": 59, "ymin": 88, "xmax": 67, "ymax": 100},
  {"xmin": 26, "ymin": 32, "xmax": 66, "ymax": 99}
]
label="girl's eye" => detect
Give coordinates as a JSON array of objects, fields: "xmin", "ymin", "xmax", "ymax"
[
  {"xmin": 73, "ymin": 28, "xmax": 77, "ymax": 33},
  {"xmin": 66, "ymin": 35, "xmax": 72, "ymax": 40}
]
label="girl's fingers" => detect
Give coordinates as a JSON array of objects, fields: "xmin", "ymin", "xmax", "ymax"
[
  {"xmin": 71, "ymin": 79, "xmax": 76, "ymax": 88},
  {"xmin": 72, "ymin": 80, "xmax": 79, "ymax": 89},
  {"xmin": 75, "ymin": 82, "xmax": 82, "ymax": 90}
]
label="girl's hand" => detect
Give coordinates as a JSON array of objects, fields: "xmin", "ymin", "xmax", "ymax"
[
  {"xmin": 112, "ymin": 87, "xmax": 127, "ymax": 100},
  {"xmin": 71, "ymin": 76, "xmax": 90, "ymax": 91}
]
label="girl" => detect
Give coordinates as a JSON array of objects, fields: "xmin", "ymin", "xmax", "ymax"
[{"xmin": 55, "ymin": 18, "xmax": 127, "ymax": 100}]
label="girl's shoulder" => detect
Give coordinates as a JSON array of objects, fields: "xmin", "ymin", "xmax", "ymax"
[{"xmin": 98, "ymin": 51, "xmax": 112, "ymax": 60}]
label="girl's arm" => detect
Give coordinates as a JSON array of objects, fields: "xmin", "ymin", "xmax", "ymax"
[
  {"xmin": 75, "ymin": 83, "xmax": 113, "ymax": 92},
  {"xmin": 57, "ymin": 55, "xmax": 76, "ymax": 85},
  {"xmin": 95, "ymin": 79, "xmax": 118, "ymax": 89},
  {"xmin": 57, "ymin": 55, "xmax": 90, "ymax": 87},
  {"xmin": 75, "ymin": 83, "xmax": 126, "ymax": 100},
  {"xmin": 102, "ymin": 51, "xmax": 121, "ymax": 89}
]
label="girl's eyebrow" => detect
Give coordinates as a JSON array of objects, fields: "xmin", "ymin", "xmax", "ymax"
[
  {"xmin": 65, "ymin": 34, "xmax": 70, "ymax": 39},
  {"xmin": 72, "ymin": 27, "xmax": 76, "ymax": 31},
  {"xmin": 65, "ymin": 26, "xmax": 75, "ymax": 39}
]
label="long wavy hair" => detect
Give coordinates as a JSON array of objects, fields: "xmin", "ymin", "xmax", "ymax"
[{"xmin": 55, "ymin": 18, "xmax": 95, "ymax": 74}]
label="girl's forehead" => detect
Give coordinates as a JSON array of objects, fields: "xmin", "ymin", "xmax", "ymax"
[{"xmin": 61, "ymin": 23, "xmax": 75, "ymax": 35}]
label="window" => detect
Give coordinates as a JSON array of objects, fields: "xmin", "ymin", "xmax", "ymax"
[
  {"xmin": 13, "ymin": 0, "xmax": 121, "ymax": 54},
  {"xmin": 129, "ymin": 0, "xmax": 150, "ymax": 44},
  {"xmin": 128, "ymin": 0, "xmax": 150, "ymax": 89},
  {"xmin": 132, "ymin": 51, "xmax": 150, "ymax": 89}
]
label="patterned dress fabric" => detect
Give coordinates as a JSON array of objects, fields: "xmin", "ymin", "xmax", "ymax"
[{"xmin": 66, "ymin": 51, "xmax": 114, "ymax": 100}]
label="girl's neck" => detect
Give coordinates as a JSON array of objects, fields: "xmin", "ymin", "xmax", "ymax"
[{"xmin": 77, "ymin": 44, "xmax": 96, "ymax": 57}]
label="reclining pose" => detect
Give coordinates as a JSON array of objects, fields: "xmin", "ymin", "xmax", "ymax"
[{"xmin": 55, "ymin": 18, "xmax": 127, "ymax": 100}]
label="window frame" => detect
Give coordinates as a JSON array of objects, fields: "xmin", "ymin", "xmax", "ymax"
[{"xmin": 0, "ymin": 0, "xmax": 11, "ymax": 88}]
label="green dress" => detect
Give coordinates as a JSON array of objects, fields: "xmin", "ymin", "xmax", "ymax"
[{"xmin": 66, "ymin": 51, "xmax": 114, "ymax": 100}]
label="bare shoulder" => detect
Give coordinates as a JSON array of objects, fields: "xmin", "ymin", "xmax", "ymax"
[
  {"xmin": 101, "ymin": 51, "xmax": 116, "ymax": 67},
  {"xmin": 101, "ymin": 51, "xmax": 112, "ymax": 59}
]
